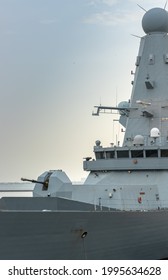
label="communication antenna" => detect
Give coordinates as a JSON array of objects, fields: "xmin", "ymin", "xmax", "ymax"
[
  {"xmin": 164, "ymin": 1, "xmax": 168, "ymax": 9},
  {"xmin": 137, "ymin": 4, "xmax": 147, "ymax": 12}
]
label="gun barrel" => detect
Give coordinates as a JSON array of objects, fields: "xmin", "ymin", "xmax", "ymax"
[{"xmin": 21, "ymin": 178, "xmax": 44, "ymax": 185}]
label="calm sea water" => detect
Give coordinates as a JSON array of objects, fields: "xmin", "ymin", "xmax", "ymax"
[{"xmin": 0, "ymin": 183, "xmax": 33, "ymax": 198}]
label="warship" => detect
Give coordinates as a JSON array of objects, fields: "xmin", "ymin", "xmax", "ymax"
[{"xmin": 1, "ymin": 6, "xmax": 168, "ymax": 260}]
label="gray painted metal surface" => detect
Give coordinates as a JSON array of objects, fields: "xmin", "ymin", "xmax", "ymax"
[{"xmin": 0, "ymin": 210, "xmax": 168, "ymax": 260}]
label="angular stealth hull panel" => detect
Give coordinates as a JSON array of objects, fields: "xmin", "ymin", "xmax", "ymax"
[{"xmin": 0, "ymin": 210, "xmax": 168, "ymax": 260}]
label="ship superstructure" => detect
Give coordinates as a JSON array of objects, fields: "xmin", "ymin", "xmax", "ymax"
[{"xmin": 83, "ymin": 7, "xmax": 168, "ymax": 211}]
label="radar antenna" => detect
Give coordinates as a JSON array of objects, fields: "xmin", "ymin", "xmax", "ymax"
[
  {"xmin": 164, "ymin": 1, "xmax": 168, "ymax": 9},
  {"xmin": 137, "ymin": 4, "xmax": 147, "ymax": 12}
]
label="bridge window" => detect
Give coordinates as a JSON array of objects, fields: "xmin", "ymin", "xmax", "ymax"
[
  {"xmin": 117, "ymin": 150, "xmax": 129, "ymax": 158},
  {"xmin": 145, "ymin": 150, "xmax": 158, "ymax": 157},
  {"xmin": 161, "ymin": 149, "xmax": 168, "ymax": 157},
  {"xmin": 95, "ymin": 152, "xmax": 105, "ymax": 159},
  {"xmin": 106, "ymin": 151, "xmax": 115, "ymax": 159},
  {"xmin": 131, "ymin": 150, "xmax": 143, "ymax": 158}
]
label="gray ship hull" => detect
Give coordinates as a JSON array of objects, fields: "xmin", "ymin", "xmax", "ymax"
[{"xmin": 0, "ymin": 207, "xmax": 168, "ymax": 260}]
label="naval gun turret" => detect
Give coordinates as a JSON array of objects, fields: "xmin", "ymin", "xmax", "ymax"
[{"xmin": 21, "ymin": 170, "xmax": 72, "ymax": 197}]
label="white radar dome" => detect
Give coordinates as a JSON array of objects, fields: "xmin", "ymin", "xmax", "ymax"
[
  {"xmin": 142, "ymin": 8, "xmax": 168, "ymax": 34},
  {"xmin": 150, "ymin": 128, "xmax": 160, "ymax": 138},
  {"xmin": 133, "ymin": 135, "xmax": 144, "ymax": 146}
]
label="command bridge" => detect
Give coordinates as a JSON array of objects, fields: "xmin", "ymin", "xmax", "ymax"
[{"xmin": 83, "ymin": 141, "xmax": 168, "ymax": 172}]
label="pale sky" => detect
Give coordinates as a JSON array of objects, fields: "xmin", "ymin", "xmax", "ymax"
[{"xmin": 0, "ymin": 0, "xmax": 166, "ymax": 182}]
